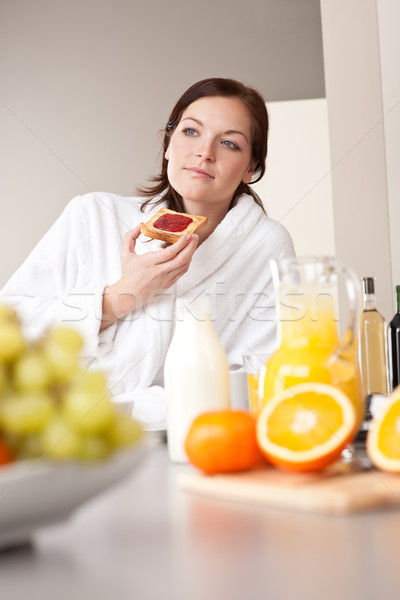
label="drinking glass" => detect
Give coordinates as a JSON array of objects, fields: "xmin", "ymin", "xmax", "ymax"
[{"xmin": 242, "ymin": 353, "xmax": 271, "ymax": 416}]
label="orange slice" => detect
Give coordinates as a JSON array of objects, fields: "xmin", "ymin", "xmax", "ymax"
[
  {"xmin": 367, "ymin": 387, "xmax": 400, "ymax": 473},
  {"xmin": 256, "ymin": 382, "xmax": 357, "ymax": 472}
]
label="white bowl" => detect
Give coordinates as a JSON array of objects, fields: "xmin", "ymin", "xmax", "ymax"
[{"xmin": 0, "ymin": 437, "xmax": 149, "ymax": 549}]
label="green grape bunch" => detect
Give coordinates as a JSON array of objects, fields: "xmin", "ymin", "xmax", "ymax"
[{"xmin": 0, "ymin": 305, "xmax": 143, "ymax": 463}]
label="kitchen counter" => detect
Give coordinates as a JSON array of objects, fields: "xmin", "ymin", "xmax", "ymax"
[{"xmin": 1, "ymin": 437, "xmax": 399, "ymax": 600}]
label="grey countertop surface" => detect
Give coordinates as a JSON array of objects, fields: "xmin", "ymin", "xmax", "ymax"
[{"xmin": 1, "ymin": 437, "xmax": 399, "ymax": 600}]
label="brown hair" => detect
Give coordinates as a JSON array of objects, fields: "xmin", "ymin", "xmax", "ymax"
[{"xmin": 137, "ymin": 77, "xmax": 269, "ymax": 213}]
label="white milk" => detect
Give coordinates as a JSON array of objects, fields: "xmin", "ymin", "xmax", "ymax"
[{"xmin": 164, "ymin": 297, "xmax": 230, "ymax": 463}]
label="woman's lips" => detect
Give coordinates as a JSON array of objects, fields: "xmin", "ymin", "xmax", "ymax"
[{"xmin": 185, "ymin": 167, "xmax": 214, "ymax": 179}]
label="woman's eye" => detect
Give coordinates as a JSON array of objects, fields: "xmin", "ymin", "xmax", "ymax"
[
  {"xmin": 183, "ymin": 128, "xmax": 197, "ymax": 136},
  {"xmin": 222, "ymin": 140, "xmax": 239, "ymax": 150}
]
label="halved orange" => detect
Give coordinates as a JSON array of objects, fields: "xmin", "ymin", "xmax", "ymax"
[
  {"xmin": 256, "ymin": 382, "xmax": 357, "ymax": 472},
  {"xmin": 367, "ymin": 386, "xmax": 400, "ymax": 473}
]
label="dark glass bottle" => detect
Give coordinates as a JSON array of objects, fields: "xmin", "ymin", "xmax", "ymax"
[{"xmin": 388, "ymin": 285, "xmax": 400, "ymax": 392}]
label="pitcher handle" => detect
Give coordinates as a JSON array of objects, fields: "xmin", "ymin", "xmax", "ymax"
[{"xmin": 337, "ymin": 266, "xmax": 362, "ymax": 354}]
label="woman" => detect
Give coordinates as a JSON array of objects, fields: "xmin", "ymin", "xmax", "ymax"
[{"xmin": 0, "ymin": 78, "xmax": 295, "ymax": 429}]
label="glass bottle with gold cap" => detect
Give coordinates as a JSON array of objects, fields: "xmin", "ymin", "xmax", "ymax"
[{"xmin": 358, "ymin": 277, "xmax": 389, "ymax": 398}]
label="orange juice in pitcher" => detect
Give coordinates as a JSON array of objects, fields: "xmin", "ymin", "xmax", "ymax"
[{"xmin": 263, "ymin": 257, "xmax": 365, "ymax": 429}]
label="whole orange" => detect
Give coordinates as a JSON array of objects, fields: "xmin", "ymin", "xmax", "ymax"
[
  {"xmin": 0, "ymin": 437, "xmax": 14, "ymax": 465},
  {"xmin": 184, "ymin": 410, "xmax": 264, "ymax": 475}
]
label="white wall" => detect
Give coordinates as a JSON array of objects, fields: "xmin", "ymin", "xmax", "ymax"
[
  {"xmin": 377, "ymin": 0, "xmax": 400, "ymax": 301},
  {"xmin": 253, "ymin": 98, "xmax": 335, "ymax": 257},
  {"xmin": 320, "ymin": 0, "xmax": 400, "ymax": 321}
]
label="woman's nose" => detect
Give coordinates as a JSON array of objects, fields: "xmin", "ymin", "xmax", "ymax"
[{"xmin": 196, "ymin": 139, "xmax": 215, "ymax": 161}]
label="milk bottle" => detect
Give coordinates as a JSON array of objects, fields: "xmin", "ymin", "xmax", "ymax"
[{"xmin": 164, "ymin": 296, "xmax": 230, "ymax": 463}]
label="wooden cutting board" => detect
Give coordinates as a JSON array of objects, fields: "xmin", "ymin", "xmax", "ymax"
[{"xmin": 179, "ymin": 461, "xmax": 400, "ymax": 515}]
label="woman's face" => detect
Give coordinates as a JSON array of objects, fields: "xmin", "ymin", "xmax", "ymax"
[{"xmin": 165, "ymin": 96, "xmax": 254, "ymax": 212}]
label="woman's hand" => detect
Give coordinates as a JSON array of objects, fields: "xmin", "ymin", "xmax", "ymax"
[{"xmin": 100, "ymin": 223, "xmax": 199, "ymax": 330}]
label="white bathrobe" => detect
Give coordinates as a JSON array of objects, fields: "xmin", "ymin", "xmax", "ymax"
[{"xmin": 0, "ymin": 192, "xmax": 295, "ymax": 429}]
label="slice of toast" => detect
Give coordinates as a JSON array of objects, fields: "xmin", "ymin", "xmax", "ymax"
[{"xmin": 141, "ymin": 208, "xmax": 208, "ymax": 244}]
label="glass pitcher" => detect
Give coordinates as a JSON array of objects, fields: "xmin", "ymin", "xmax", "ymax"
[{"xmin": 262, "ymin": 256, "xmax": 365, "ymax": 428}]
